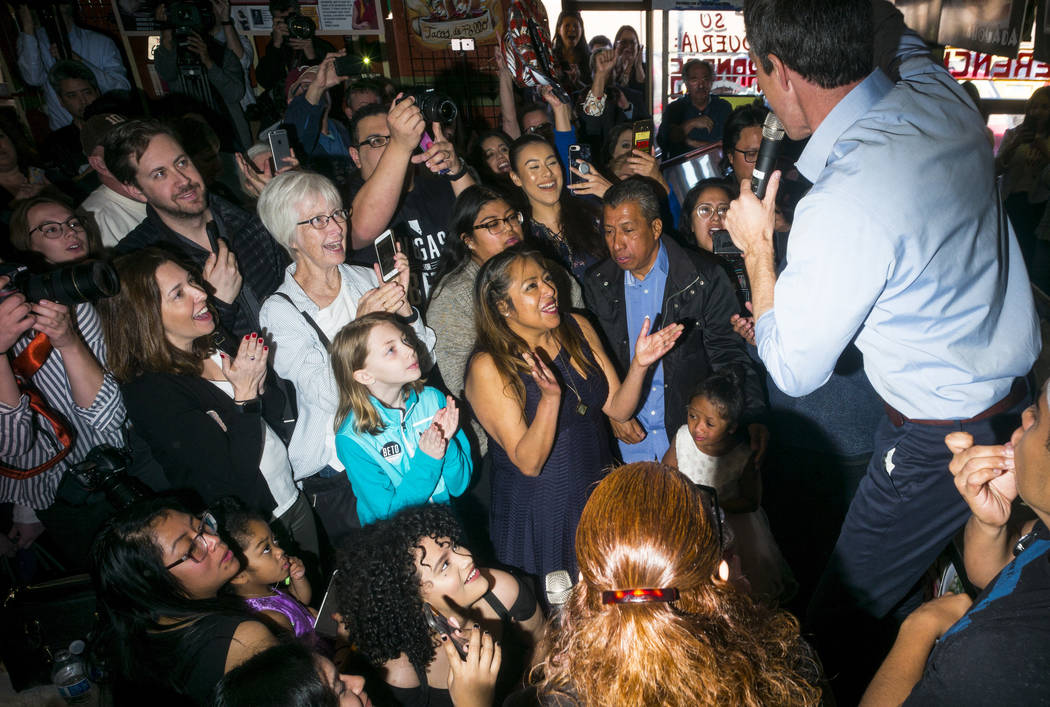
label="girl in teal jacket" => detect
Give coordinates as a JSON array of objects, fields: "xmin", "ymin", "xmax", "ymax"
[{"xmin": 332, "ymin": 313, "xmax": 473, "ymax": 525}]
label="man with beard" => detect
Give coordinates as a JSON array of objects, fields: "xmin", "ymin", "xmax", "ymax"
[
  {"xmin": 656, "ymin": 59, "xmax": 731, "ymax": 158},
  {"xmin": 107, "ymin": 120, "xmax": 288, "ymax": 337}
]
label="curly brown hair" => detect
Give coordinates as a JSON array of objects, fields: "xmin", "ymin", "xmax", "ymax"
[{"xmin": 537, "ymin": 462, "xmax": 821, "ymax": 706}]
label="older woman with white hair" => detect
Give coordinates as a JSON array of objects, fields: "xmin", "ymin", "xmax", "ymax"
[{"xmin": 257, "ymin": 170, "xmax": 436, "ymax": 541}]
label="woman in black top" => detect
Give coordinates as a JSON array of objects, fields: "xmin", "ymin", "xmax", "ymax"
[
  {"xmin": 92, "ymin": 497, "xmax": 277, "ymax": 705},
  {"xmin": 335, "ymin": 504, "xmax": 544, "ymax": 706},
  {"xmin": 96, "ymin": 247, "xmax": 319, "ymax": 561}
]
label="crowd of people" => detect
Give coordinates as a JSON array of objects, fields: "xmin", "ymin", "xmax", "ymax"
[{"xmin": 1, "ymin": 0, "xmax": 1048, "ymax": 705}]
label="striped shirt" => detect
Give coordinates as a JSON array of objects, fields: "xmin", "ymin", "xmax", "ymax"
[{"xmin": 0, "ymin": 303, "xmax": 126, "ymax": 514}]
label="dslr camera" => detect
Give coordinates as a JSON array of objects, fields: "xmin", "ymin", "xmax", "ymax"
[
  {"xmin": 396, "ymin": 89, "xmax": 457, "ymax": 125},
  {"xmin": 0, "ymin": 261, "xmax": 120, "ymax": 306},
  {"xmin": 286, "ymin": 12, "xmax": 316, "ymax": 40},
  {"xmin": 166, "ymin": 1, "xmax": 215, "ymax": 73},
  {"xmin": 70, "ymin": 445, "xmax": 151, "ymax": 510}
]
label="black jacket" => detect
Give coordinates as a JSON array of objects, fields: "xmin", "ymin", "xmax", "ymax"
[
  {"xmin": 582, "ymin": 237, "xmax": 765, "ymax": 443},
  {"xmin": 114, "ymin": 193, "xmax": 289, "ymax": 337}
]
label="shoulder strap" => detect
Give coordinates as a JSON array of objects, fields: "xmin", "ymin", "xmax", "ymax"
[{"xmin": 271, "ymin": 291, "xmax": 331, "ymax": 349}]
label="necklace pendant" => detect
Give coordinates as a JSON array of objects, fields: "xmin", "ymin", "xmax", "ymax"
[{"xmin": 575, "ymin": 402, "xmax": 589, "ymax": 416}]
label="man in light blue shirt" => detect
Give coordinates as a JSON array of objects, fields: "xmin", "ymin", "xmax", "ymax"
[
  {"xmin": 585, "ymin": 178, "xmax": 767, "ymax": 464},
  {"xmin": 727, "ymin": 0, "xmax": 1040, "ymax": 700},
  {"xmin": 16, "ymin": 3, "xmax": 130, "ymax": 131}
]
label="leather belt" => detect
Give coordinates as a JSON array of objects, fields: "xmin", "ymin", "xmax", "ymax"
[{"xmin": 884, "ymin": 377, "xmax": 1027, "ymax": 428}]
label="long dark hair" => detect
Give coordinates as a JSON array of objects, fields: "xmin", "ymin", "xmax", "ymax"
[
  {"xmin": 509, "ymin": 134, "xmax": 604, "ymax": 260},
  {"xmin": 472, "ymin": 247, "xmax": 595, "ymax": 408},
  {"xmin": 91, "ymin": 496, "xmax": 253, "ymax": 695},
  {"xmin": 334, "ymin": 504, "xmax": 465, "ymax": 677},
  {"xmin": 96, "ymin": 246, "xmax": 219, "ymax": 383},
  {"xmin": 552, "ymin": 11, "xmax": 590, "ymax": 68},
  {"xmin": 432, "ymin": 185, "xmax": 509, "ymax": 295}
]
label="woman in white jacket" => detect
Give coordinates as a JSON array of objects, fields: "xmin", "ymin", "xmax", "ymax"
[{"xmin": 257, "ymin": 171, "xmax": 435, "ymax": 540}]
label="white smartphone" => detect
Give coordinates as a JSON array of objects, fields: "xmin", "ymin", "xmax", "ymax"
[{"xmin": 374, "ymin": 230, "xmax": 399, "ymax": 283}]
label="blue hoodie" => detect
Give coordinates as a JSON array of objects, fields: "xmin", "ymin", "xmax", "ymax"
[{"xmin": 335, "ymin": 386, "xmax": 473, "ymax": 525}]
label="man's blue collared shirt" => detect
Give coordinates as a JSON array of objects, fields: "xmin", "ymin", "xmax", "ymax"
[
  {"xmin": 621, "ymin": 242, "xmax": 669, "ymax": 462},
  {"xmin": 754, "ymin": 30, "xmax": 1039, "ymax": 420}
]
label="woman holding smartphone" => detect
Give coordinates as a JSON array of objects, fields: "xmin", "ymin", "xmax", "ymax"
[{"xmin": 256, "ymin": 170, "xmax": 435, "ymax": 541}]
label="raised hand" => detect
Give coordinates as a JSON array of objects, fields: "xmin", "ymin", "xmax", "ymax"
[
  {"xmin": 632, "ymin": 316, "xmax": 684, "ymax": 368},
  {"xmin": 444, "ymin": 626, "xmax": 501, "ymax": 707},
  {"xmin": 432, "ymin": 396, "xmax": 460, "ymax": 442},
  {"xmin": 28, "ymin": 300, "xmax": 80, "ymax": 350},
  {"xmin": 202, "ymin": 239, "xmax": 243, "ymax": 304},
  {"xmin": 221, "ymin": 332, "xmax": 268, "ymax": 402},
  {"xmin": 730, "ymin": 302, "xmax": 756, "ymax": 346},
  {"xmin": 418, "ymin": 417, "xmax": 449, "ymax": 458},
  {"xmin": 523, "ymin": 351, "xmax": 560, "ymax": 399},
  {"xmin": 387, "ymin": 94, "xmax": 426, "ymax": 152},
  {"xmin": 946, "ymin": 430, "xmax": 1017, "ymax": 529},
  {"xmin": 566, "ymin": 162, "xmax": 612, "ymax": 199},
  {"xmin": 359, "ymin": 276, "xmax": 407, "ymax": 316},
  {"xmin": 593, "ymin": 48, "xmax": 615, "ymax": 78},
  {"xmin": 0, "ymin": 280, "xmax": 36, "ymax": 353},
  {"xmin": 412, "ymin": 122, "xmax": 462, "ymax": 175}
]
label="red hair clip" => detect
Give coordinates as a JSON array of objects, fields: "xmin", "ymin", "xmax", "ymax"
[{"xmin": 601, "ymin": 587, "xmax": 680, "ymax": 605}]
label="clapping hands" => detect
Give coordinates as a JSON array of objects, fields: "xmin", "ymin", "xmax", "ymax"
[{"xmin": 418, "ymin": 396, "xmax": 460, "ymax": 459}]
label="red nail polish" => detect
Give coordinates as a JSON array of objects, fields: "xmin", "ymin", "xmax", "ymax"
[{"xmin": 244, "ymin": 334, "xmax": 250, "ymax": 340}]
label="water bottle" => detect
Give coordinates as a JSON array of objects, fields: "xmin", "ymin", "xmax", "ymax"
[{"xmin": 51, "ymin": 640, "xmax": 94, "ymax": 704}]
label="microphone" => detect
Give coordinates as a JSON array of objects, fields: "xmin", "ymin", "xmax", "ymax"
[
  {"xmin": 750, "ymin": 112, "xmax": 785, "ymax": 200},
  {"xmin": 544, "ymin": 570, "xmax": 573, "ymax": 612}
]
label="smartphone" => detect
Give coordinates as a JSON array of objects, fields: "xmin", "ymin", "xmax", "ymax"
[
  {"xmin": 423, "ymin": 602, "xmax": 469, "ymax": 659},
  {"xmin": 374, "ymin": 230, "xmax": 399, "ymax": 282},
  {"xmin": 239, "ymin": 150, "xmax": 263, "ymax": 174},
  {"xmin": 268, "ymin": 129, "xmax": 293, "ymax": 172},
  {"xmin": 568, "ymin": 143, "xmax": 591, "ymax": 186},
  {"xmin": 313, "ymin": 570, "xmax": 341, "ymax": 638},
  {"xmin": 632, "ymin": 119, "xmax": 654, "ymax": 154}
]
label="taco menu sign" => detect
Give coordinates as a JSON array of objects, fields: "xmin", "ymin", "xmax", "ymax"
[{"xmin": 405, "ymin": 0, "xmax": 502, "ymax": 49}]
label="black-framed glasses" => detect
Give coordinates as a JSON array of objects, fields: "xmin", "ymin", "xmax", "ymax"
[
  {"xmin": 164, "ymin": 512, "xmax": 218, "ymax": 570},
  {"xmin": 29, "ymin": 216, "xmax": 85, "ymax": 239},
  {"xmin": 695, "ymin": 204, "xmax": 729, "ymax": 219},
  {"xmin": 472, "ymin": 211, "xmax": 523, "ymax": 236},
  {"xmin": 734, "ymin": 148, "xmax": 759, "ymax": 164},
  {"xmin": 297, "ymin": 208, "xmax": 351, "ymax": 229},
  {"xmin": 358, "ymin": 135, "xmax": 391, "ymax": 149}
]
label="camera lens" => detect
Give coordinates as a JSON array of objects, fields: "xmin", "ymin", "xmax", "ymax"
[{"xmin": 23, "ymin": 260, "xmax": 120, "ymax": 306}]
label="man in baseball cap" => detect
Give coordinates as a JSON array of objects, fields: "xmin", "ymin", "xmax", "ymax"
[{"xmin": 77, "ymin": 113, "xmax": 147, "ymax": 248}]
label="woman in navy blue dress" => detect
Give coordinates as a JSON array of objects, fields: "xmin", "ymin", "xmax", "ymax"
[{"xmin": 465, "ymin": 247, "xmax": 682, "ymax": 581}]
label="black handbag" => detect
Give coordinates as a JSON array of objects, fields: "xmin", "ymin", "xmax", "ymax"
[
  {"xmin": 0, "ymin": 572, "xmax": 98, "ymax": 692},
  {"xmin": 300, "ymin": 472, "xmax": 360, "ymax": 546}
]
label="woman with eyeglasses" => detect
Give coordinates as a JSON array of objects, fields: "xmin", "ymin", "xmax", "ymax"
[
  {"xmin": 256, "ymin": 171, "xmax": 435, "ymax": 542},
  {"xmin": 97, "ymin": 246, "xmax": 316, "ymax": 562},
  {"xmin": 0, "ymin": 192, "xmax": 125, "ymax": 569},
  {"xmin": 91, "ymin": 496, "xmax": 278, "ymax": 704},
  {"xmin": 533, "ymin": 462, "xmax": 821, "ymax": 706}
]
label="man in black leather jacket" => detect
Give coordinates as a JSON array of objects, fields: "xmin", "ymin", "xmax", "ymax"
[{"xmin": 583, "ymin": 177, "xmax": 766, "ymax": 462}]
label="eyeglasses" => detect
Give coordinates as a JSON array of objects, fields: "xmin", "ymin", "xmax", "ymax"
[
  {"xmin": 734, "ymin": 148, "xmax": 759, "ymax": 163},
  {"xmin": 473, "ymin": 211, "xmax": 523, "ymax": 236},
  {"xmin": 297, "ymin": 208, "xmax": 351, "ymax": 229},
  {"xmin": 695, "ymin": 204, "xmax": 729, "ymax": 219},
  {"xmin": 358, "ymin": 135, "xmax": 390, "ymax": 149},
  {"xmin": 29, "ymin": 216, "xmax": 85, "ymax": 239},
  {"xmin": 164, "ymin": 512, "xmax": 219, "ymax": 570}
]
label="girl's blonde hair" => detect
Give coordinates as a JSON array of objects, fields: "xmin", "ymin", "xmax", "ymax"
[{"xmin": 331, "ymin": 312, "xmax": 425, "ymax": 435}]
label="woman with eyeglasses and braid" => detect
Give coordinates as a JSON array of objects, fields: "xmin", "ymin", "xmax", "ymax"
[
  {"xmin": 91, "ymin": 496, "xmax": 277, "ymax": 705},
  {"xmin": 530, "ymin": 462, "xmax": 821, "ymax": 707}
]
